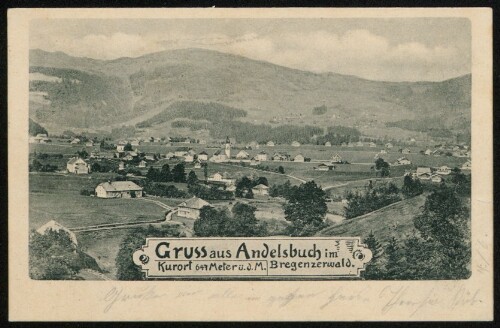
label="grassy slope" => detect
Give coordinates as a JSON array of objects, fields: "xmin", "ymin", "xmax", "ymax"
[{"xmin": 317, "ymin": 194, "xmax": 427, "ymax": 243}]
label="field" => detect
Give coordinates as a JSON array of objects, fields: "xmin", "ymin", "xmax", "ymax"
[
  {"xmin": 317, "ymin": 194, "xmax": 427, "ymax": 243},
  {"xmin": 29, "ymin": 173, "xmax": 167, "ymax": 230}
]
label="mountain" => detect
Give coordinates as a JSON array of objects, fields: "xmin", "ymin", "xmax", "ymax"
[{"xmin": 29, "ymin": 48, "xmax": 471, "ymax": 138}]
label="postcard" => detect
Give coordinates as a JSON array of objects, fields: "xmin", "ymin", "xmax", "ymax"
[{"xmin": 8, "ymin": 7, "xmax": 493, "ymax": 321}]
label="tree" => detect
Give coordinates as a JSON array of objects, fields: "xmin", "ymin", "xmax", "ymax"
[
  {"xmin": 402, "ymin": 175, "xmax": 423, "ymax": 198},
  {"xmin": 413, "ymin": 186, "xmax": 470, "ymax": 279},
  {"xmin": 123, "ymin": 142, "xmax": 133, "ymax": 151},
  {"xmin": 203, "ymin": 162, "xmax": 208, "ymax": 181},
  {"xmin": 160, "ymin": 164, "xmax": 172, "ymax": 182},
  {"xmin": 235, "ymin": 176, "xmax": 254, "ymax": 198},
  {"xmin": 116, "ymin": 225, "xmax": 181, "ymax": 280},
  {"xmin": 375, "ymin": 158, "xmax": 390, "ymax": 177},
  {"xmin": 253, "ymin": 176, "xmax": 269, "ymax": 187},
  {"xmin": 76, "ymin": 149, "xmax": 88, "ymax": 159},
  {"xmin": 146, "ymin": 167, "xmax": 160, "ymax": 181},
  {"xmin": 193, "ymin": 206, "xmax": 230, "ymax": 237},
  {"xmin": 187, "ymin": 170, "xmax": 199, "ymax": 186},
  {"xmin": 283, "ymin": 181, "xmax": 327, "ymax": 236},
  {"xmin": 363, "ymin": 231, "xmax": 384, "ymax": 279},
  {"xmin": 278, "ymin": 166, "xmax": 285, "ymax": 174},
  {"xmin": 384, "ymin": 236, "xmax": 401, "ymax": 279},
  {"xmin": 228, "ymin": 203, "xmax": 263, "ymax": 237},
  {"xmin": 171, "ymin": 163, "xmax": 186, "ymax": 183}
]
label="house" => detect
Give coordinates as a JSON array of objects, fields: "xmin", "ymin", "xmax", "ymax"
[
  {"xmin": 401, "ymin": 148, "xmax": 411, "ymax": 154},
  {"xmin": 198, "ymin": 151, "xmax": 209, "ymax": 161},
  {"xmin": 209, "ymin": 150, "xmax": 227, "ymax": 163},
  {"xmin": 294, "ymin": 154, "xmax": 305, "ymax": 162},
  {"xmin": 247, "ymin": 141, "xmax": 260, "ymax": 149},
  {"xmin": 165, "ymin": 152, "xmax": 175, "ymax": 159},
  {"xmin": 368, "ymin": 142, "xmax": 376, "ymax": 148},
  {"xmin": 194, "ymin": 160, "xmax": 202, "ymax": 169},
  {"xmin": 123, "ymin": 154, "xmax": 135, "ymax": 161},
  {"xmin": 70, "ymin": 138, "xmax": 81, "ymax": 144},
  {"xmin": 394, "ymin": 157, "xmax": 411, "ymax": 166},
  {"xmin": 176, "ymin": 197, "xmax": 211, "ymax": 219},
  {"xmin": 415, "ymin": 167, "xmax": 432, "ymax": 180},
  {"xmin": 424, "ymin": 149, "xmax": 432, "ymax": 156},
  {"xmin": 67, "ymin": 157, "xmax": 90, "ymax": 174},
  {"xmin": 437, "ymin": 166, "xmax": 452, "ymax": 175},
  {"xmin": 385, "ymin": 143, "xmax": 393, "ymax": 149},
  {"xmin": 331, "ymin": 153, "xmax": 342, "ymax": 163},
  {"xmin": 347, "ymin": 142, "xmax": 355, "ymax": 148},
  {"xmin": 266, "ymin": 141, "xmax": 275, "ymax": 147},
  {"xmin": 356, "ymin": 141, "xmax": 364, "ymax": 147},
  {"xmin": 252, "ymin": 184, "xmax": 269, "ymax": 196},
  {"xmin": 462, "ymin": 160, "xmax": 471, "ymax": 170},
  {"xmin": 255, "ymin": 151, "xmax": 268, "ymax": 162},
  {"xmin": 380, "ymin": 149, "xmax": 387, "ymax": 154},
  {"xmin": 324, "ymin": 141, "xmax": 332, "ymax": 147},
  {"xmin": 144, "ymin": 155, "xmax": 156, "ymax": 162},
  {"xmin": 138, "ymin": 160, "xmax": 147, "ymax": 168},
  {"xmin": 95, "ymin": 181, "xmax": 143, "ymax": 198},
  {"xmin": 207, "ymin": 172, "xmax": 235, "ymax": 186},
  {"xmin": 85, "ymin": 140, "xmax": 94, "ymax": 147},
  {"xmin": 199, "ymin": 139, "xmax": 207, "ymax": 145},
  {"xmin": 236, "ymin": 150, "xmax": 250, "ymax": 159},
  {"xmin": 431, "ymin": 174, "xmax": 443, "ymax": 183},
  {"xmin": 30, "ymin": 134, "xmax": 49, "ymax": 143},
  {"xmin": 36, "ymin": 220, "xmax": 78, "ymax": 245},
  {"xmin": 175, "ymin": 150, "xmax": 188, "ymax": 157},
  {"xmin": 130, "ymin": 139, "xmax": 140, "ymax": 146},
  {"xmin": 118, "ymin": 161, "xmax": 125, "ymax": 170},
  {"xmin": 315, "ymin": 163, "xmax": 331, "ymax": 171},
  {"xmin": 291, "ymin": 141, "xmax": 301, "ymax": 147},
  {"xmin": 184, "ymin": 154, "xmax": 194, "ymax": 163}
]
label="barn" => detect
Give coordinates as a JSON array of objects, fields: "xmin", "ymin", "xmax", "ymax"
[{"xmin": 95, "ymin": 181, "xmax": 143, "ymax": 198}]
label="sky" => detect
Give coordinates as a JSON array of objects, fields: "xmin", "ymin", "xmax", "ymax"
[{"xmin": 30, "ymin": 18, "xmax": 471, "ymax": 82}]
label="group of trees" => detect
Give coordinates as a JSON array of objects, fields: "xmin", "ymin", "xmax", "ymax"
[
  {"xmin": 235, "ymin": 176, "xmax": 269, "ymax": 198},
  {"xmin": 344, "ymin": 182, "xmax": 401, "ymax": 219},
  {"xmin": 374, "ymin": 158, "xmax": 390, "ymax": 177},
  {"xmin": 193, "ymin": 203, "xmax": 265, "ymax": 237},
  {"xmin": 283, "ymin": 181, "xmax": 328, "ymax": 236},
  {"xmin": 363, "ymin": 185, "xmax": 470, "ymax": 280},
  {"xmin": 29, "ymin": 160, "xmax": 58, "ymax": 172},
  {"xmin": 402, "ymin": 175, "xmax": 424, "ymax": 198},
  {"xmin": 29, "ymin": 229, "xmax": 101, "ymax": 280},
  {"xmin": 116, "ymin": 225, "xmax": 182, "ymax": 280},
  {"xmin": 146, "ymin": 163, "xmax": 187, "ymax": 183},
  {"xmin": 142, "ymin": 182, "xmax": 188, "ymax": 198},
  {"xmin": 316, "ymin": 126, "xmax": 362, "ymax": 145}
]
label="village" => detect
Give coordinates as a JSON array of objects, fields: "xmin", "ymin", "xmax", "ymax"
[{"xmin": 31, "ymin": 131, "xmax": 471, "ymax": 271}]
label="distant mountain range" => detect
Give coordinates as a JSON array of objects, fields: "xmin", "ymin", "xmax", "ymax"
[{"xmin": 29, "ymin": 48, "xmax": 471, "ymax": 139}]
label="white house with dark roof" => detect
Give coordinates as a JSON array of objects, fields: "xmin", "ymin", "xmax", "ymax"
[
  {"xmin": 67, "ymin": 157, "xmax": 90, "ymax": 174},
  {"xmin": 266, "ymin": 141, "xmax": 275, "ymax": 147},
  {"xmin": 324, "ymin": 141, "xmax": 332, "ymax": 147},
  {"xmin": 437, "ymin": 166, "xmax": 452, "ymax": 175},
  {"xmin": 252, "ymin": 184, "xmax": 269, "ymax": 196},
  {"xmin": 291, "ymin": 141, "xmax": 301, "ymax": 147},
  {"xmin": 177, "ymin": 197, "xmax": 211, "ymax": 219},
  {"xmin": 198, "ymin": 151, "xmax": 209, "ymax": 161},
  {"xmin": 236, "ymin": 150, "xmax": 250, "ymax": 159},
  {"xmin": 95, "ymin": 181, "xmax": 143, "ymax": 198},
  {"xmin": 255, "ymin": 151, "xmax": 268, "ymax": 161},
  {"xmin": 462, "ymin": 160, "xmax": 471, "ymax": 170}
]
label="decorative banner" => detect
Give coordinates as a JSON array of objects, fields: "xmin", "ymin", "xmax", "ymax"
[{"xmin": 133, "ymin": 237, "xmax": 372, "ymax": 279}]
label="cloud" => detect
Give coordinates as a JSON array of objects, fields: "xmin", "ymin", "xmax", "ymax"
[{"xmin": 31, "ymin": 29, "xmax": 469, "ymax": 81}]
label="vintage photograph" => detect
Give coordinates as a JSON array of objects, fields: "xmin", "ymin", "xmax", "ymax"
[{"xmin": 27, "ymin": 17, "xmax": 474, "ymax": 281}]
